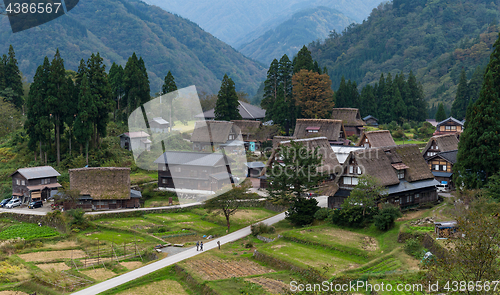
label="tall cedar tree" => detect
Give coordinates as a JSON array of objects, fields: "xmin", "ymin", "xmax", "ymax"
[
  {"xmin": 267, "ymin": 141, "xmax": 326, "ymax": 203},
  {"xmin": 292, "ymin": 45, "xmax": 314, "ymax": 73},
  {"xmin": 359, "ymin": 84, "xmax": 377, "ymax": 118},
  {"xmin": 162, "ymin": 71, "xmax": 177, "ymax": 132},
  {"xmin": 435, "ymin": 103, "xmax": 447, "ymax": 122},
  {"xmin": 25, "ymin": 58, "xmax": 51, "ymax": 161},
  {"xmin": 455, "ymin": 70, "xmax": 500, "ymax": 188},
  {"xmin": 392, "ymin": 86, "xmax": 407, "ymax": 124},
  {"xmin": 73, "ymin": 74, "xmax": 96, "ymax": 165},
  {"xmin": 0, "ymin": 55, "xmax": 5, "ymax": 90},
  {"xmin": 261, "ymin": 59, "xmax": 279, "ymax": 110},
  {"xmin": 451, "ymin": 69, "xmax": 469, "ymax": 120},
  {"xmin": 108, "ymin": 62, "xmax": 125, "ymax": 120},
  {"xmin": 64, "ymin": 75, "xmax": 77, "ymax": 155},
  {"xmin": 214, "ymin": 74, "xmax": 242, "ymax": 121},
  {"xmin": 4, "ymin": 45, "xmax": 24, "ymax": 110},
  {"xmin": 47, "ymin": 49, "xmax": 69, "ymax": 165},
  {"xmin": 335, "ymin": 76, "xmax": 348, "ymax": 108},
  {"xmin": 292, "ymin": 69, "xmax": 334, "ymax": 119},
  {"xmin": 123, "ymin": 53, "xmax": 150, "ymax": 116},
  {"xmin": 468, "ymin": 66, "xmax": 484, "ymax": 106}
]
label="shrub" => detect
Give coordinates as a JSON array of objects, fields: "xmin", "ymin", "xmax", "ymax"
[
  {"xmin": 251, "ymin": 222, "xmax": 275, "ymax": 236},
  {"xmin": 244, "ymin": 241, "xmax": 253, "ymax": 248},
  {"xmin": 373, "ymin": 204, "xmax": 402, "ymax": 231},
  {"xmin": 286, "ymin": 197, "xmax": 319, "ymax": 226},
  {"xmin": 313, "ymin": 208, "xmax": 332, "ymax": 221},
  {"xmin": 404, "ymin": 237, "xmax": 424, "ymax": 258},
  {"xmin": 402, "ymin": 122, "xmax": 411, "ymax": 130},
  {"xmin": 392, "ymin": 129, "xmax": 404, "ymax": 139}
]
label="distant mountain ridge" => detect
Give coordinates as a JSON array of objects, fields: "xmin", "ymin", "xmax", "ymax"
[
  {"xmin": 239, "ymin": 6, "xmax": 355, "ymax": 65},
  {"xmin": 144, "ymin": 0, "xmax": 383, "ymax": 49},
  {"xmin": 0, "ymin": 0, "xmax": 265, "ymax": 95}
]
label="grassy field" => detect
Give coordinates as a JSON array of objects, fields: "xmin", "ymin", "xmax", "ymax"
[{"xmin": 171, "ymin": 120, "xmax": 197, "ymax": 133}]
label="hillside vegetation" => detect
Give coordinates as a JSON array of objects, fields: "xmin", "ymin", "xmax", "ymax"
[
  {"xmin": 239, "ymin": 7, "xmax": 355, "ymax": 65},
  {"xmin": 0, "ymin": 0, "xmax": 265, "ymax": 95},
  {"xmin": 309, "ymin": 0, "xmax": 500, "ymax": 108}
]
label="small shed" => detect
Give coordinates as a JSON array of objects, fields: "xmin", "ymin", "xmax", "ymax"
[
  {"xmin": 434, "ymin": 221, "xmax": 457, "ymax": 238},
  {"xmin": 245, "ymin": 161, "xmax": 266, "ymax": 177},
  {"xmin": 148, "ymin": 117, "xmax": 169, "ymax": 133},
  {"xmin": 363, "ymin": 115, "xmax": 379, "ymax": 126},
  {"xmin": 119, "ymin": 132, "xmax": 151, "ymax": 151}
]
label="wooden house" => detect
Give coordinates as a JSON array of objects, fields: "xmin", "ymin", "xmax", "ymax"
[
  {"xmin": 148, "ymin": 117, "xmax": 169, "ymax": 133},
  {"xmin": 293, "ymin": 119, "xmax": 346, "ymax": 145},
  {"xmin": 191, "ymin": 121, "xmax": 236, "ymax": 151},
  {"xmin": 422, "ymin": 134, "xmax": 459, "ymax": 159},
  {"xmin": 231, "ymin": 120, "xmax": 262, "ymax": 150},
  {"xmin": 68, "ymin": 167, "xmax": 140, "ymax": 210},
  {"xmin": 195, "ymin": 101, "xmax": 266, "ymax": 121},
  {"xmin": 154, "ymin": 151, "xmax": 235, "ymax": 193},
  {"xmin": 426, "ymin": 150, "xmax": 457, "ymax": 189},
  {"xmin": 10, "ymin": 166, "xmax": 62, "ymax": 204},
  {"xmin": 330, "ymin": 145, "xmax": 439, "ymax": 209},
  {"xmin": 119, "ymin": 131, "xmax": 151, "ymax": 151},
  {"xmin": 356, "ymin": 130, "xmax": 396, "ymax": 148},
  {"xmin": 331, "ymin": 108, "xmax": 366, "ymax": 137},
  {"xmin": 363, "ymin": 115, "xmax": 379, "ymax": 127},
  {"xmin": 433, "ymin": 117, "xmax": 464, "ymax": 136}
]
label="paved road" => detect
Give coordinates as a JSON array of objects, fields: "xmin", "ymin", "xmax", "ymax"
[{"xmin": 72, "ymin": 196, "xmax": 327, "ymax": 295}]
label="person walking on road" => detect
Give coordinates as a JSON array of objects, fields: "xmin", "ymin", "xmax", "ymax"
[
  {"xmin": 217, "ymin": 241, "xmax": 220, "ymax": 249},
  {"xmin": 196, "ymin": 241, "xmax": 199, "ymax": 251},
  {"xmin": 200, "ymin": 241, "xmax": 203, "ymax": 251}
]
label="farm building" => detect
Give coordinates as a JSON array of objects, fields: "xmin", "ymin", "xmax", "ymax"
[
  {"xmin": 293, "ymin": 119, "xmax": 347, "ymax": 145},
  {"xmin": 119, "ymin": 131, "xmax": 151, "ymax": 151},
  {"xmin": 433, "ymin": 117, "xmax": 464, "ymax": 137},
  {"xmin": 148, "ymin": 117, "xmax": 169, "ymax": 133},
  {"xmin": 195, "ymin": 101, "xmax": 266, "ymax": 121},
  {"xmin": 363, "ymin": 115, "xmax": 379, "ymax": 127},
  {"xmin": 426, "ymin": 150, "xmax": 458, "ymax": 189},
  {"xmin": 191, "ymin": 121, "xmax": 238, "ymax": 151},
  {"xmin": 10, "ymin": 166, "xmax": 62, "ymax": 204},
  {"xmin": 422, "ymin": 134, "xmax": 459, "ymax": 159},
  {"xmin": 356, "ymin": 130, "xmax": 396, "ymax": 148},
  {"xmin": 329, "ymin": 144, "xmax": 439, "ymax": 209},
  {"xmin": 331, "ymin": 108, "xmax": 366, "ymax": 137},
  {"xmin": 154, "ymin": 151, "xmax": 236, "ymax": 193},
  {"xmin": 434, "ymin": 221, "xmax": 458, "ymax": 238},
  {"xmin": 231, "ymin": 120, "xmax": 263, "ymax": 151},
  {"xmin": 68, "ymin": 167, "xmax": 140, "ymax": 210}
]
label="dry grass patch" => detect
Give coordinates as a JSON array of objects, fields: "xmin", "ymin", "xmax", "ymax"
[
  {"xmin": 120, "ymin": 261, "xmax": 143, "ymax": 270},
  {"xmin": 18, "ymin": 250, "xmax": 87, "ymax": 262},
  {"xmin": 301, "ymin": 227, "xmax": 372, "ymax": 249},
  {"xmin": 36, "ymin": 262, "xmax": 71, "ymax": 272},
  {"xmin": 81, "ymin": 268, "xmax": 116, "ymax": 281},
  {"xmin": 185, "ymin": 257, "xmax": 274, "ymax": 280},
  {"xmin": 0, "ymin": 291, "xmax": 29, "ymax": 295},
  {"xmin": 245, "ymin": 277, "xmax": 287, "ymax": 294},
  {"xmin": 361, "ymin": 237, "xmax": 378, "ymax": 251},
  {"xmin": 231, "ymin": 210, "xmax": 263, "ymax": 221},
  {"xmin": 42, "ymin": 240, "xmax": 78, "ymax": 250},
  {"xmin": 116, "ymin": 280, "xmax": 188, "ymax": 295},
  {"xmin": 396, "ymin": 210, "xmax": 425, "ymax": 221}
]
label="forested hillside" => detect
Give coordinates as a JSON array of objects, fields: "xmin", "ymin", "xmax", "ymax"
[
  {"xmin": 0, "ymin": 0, "xmax": 265, "ymax": 95},
  {"xmin": 239, "ymin": 7, "xmax": 354, "ymax": 65},
  {"xmin": 309, "ymin": 0, "xmax": 500, "ymax": 109},
  {"xmin": 145, "ymin": 0, "xmax": 382, "ymax": 49}
]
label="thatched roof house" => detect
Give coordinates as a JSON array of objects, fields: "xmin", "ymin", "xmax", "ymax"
[
  {"xmin": 272, "ymin": 136, "xmax": 296, "ymax": 149},
  {"xmin": 190, "ymin": 121, "xmax": 238, "ymax": 151},
  {"xmin": 331, "ymin": 108, "xmax": 365, "ymax": 137},
  {"xmin": 422, "ymin": 134, "xmax": 459, "ymax": 159},
  {"xmin": 69, "ymin": 167, "xmax": 131, "ymax": 200},
  {"xmin": 293, "ymin": 119, "xmax": 346, "ymax": 144},
  {"xmin": 331, "ymin": 144, "xmax": 438, "ymax": 209},
  {"xmin": 357, "ymin": 130, "xmax": 396, "ymax": 148},
  {"xmin": 231, "ymin": 120, "xmax": 261, "ymax": 141},
  {"xmin": 195, "ymin": 101, "xmax": 266, "ymax": 121}
]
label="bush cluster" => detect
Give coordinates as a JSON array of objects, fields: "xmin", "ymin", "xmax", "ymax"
[{"xmin": 251, "ymin": 222, "xmax": 275, "ymax": 236}]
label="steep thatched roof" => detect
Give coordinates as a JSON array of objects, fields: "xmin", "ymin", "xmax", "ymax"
[
  {"xmin": 262, "ymin": 137, "xmax": 341, "ymax": 177},
  {"xmin": 191, "ymin": 121, "xmax": 233, "ymax": 144},
  {"xmin": 422, "ymin": 134, "xmax": 459, "ymax": 155},
  {"xmin": 350, "ymin": 149, "xmax": 400, "ymax": 187},
  {"xmin": 331, "ymin": 108, "xmax": 365, "ymax": 127},
  {"xmin": 69, "ymin": 167, "xmax": 130, "ymax": 200},
  {"xmin": 317, "ymin": 181, "xmax": 339, "ymax": 196},
  {"xmin": 231, "ymin": 120, "xmax": 261, "ymax": 135},
  {"xmin": 272, "ymin": 136, "xmax": 296, "ymax": 149},
  {"xmin": 357, "ymin": 130, "xmax": 396, "ymax": 148},
  {"xmin": 388, "ymin": 145, "xmax": 435, "ymax": 182},
  {"xmin": 293, "ymin": 119, "xmax": 345, "ymax": 142}
]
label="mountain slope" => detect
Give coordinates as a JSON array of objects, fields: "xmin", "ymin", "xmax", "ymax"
[
  {"xmin": 309, "ymin": 0, "xmax": 500, "ymax": 107},
  {"xmin": 144, "ymin": 0, "xmax": 383, "ymax": 48},
  {"xmin": 239, "ymin": 7, "xmax": 354, "ymax": 65},
  {"xmin": 0, "ymin": 0, "xmax": 265, "ymax": 95}
]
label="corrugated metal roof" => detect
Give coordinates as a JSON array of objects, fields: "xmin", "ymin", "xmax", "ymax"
[
  {"xmin": 154, "ymin": 151, "xmax": 231, "ymax": 167},
  {"xmin": 130, "ymin": 189, "xmax": 142, "ymax": 198},
  {"xmin": 245, "ymin": 161, "xmax": 265, "ymax": 168},
  {"xmin": 386, "ymin": 179, "xmax": 440, "ymax": 195},
  {"xmin": 432, "ymin": 172, "xmax": 453, "ymax": 178},
  {"xmin": 150, "ymin": 117, "xmax": 169, "ymax": 125},
  {"xmin": 194, "ymin": 101, "xmax": 266, "ymax": 120},
  {"xmin": 209, "ymin": 171, "xmax": 232, "ymax": 180},
  {"xmin": 12, "ymin": 166, "xmax": 61, "ymax": 180},
  {"xmin": 120, "ymin": 131, "xmax": 150, "ymax": 138}
]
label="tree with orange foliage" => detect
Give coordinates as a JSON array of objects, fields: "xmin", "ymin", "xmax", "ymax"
[{"xmin": 292, "ymin": 69, "xmax": 334, "ymax": 119}]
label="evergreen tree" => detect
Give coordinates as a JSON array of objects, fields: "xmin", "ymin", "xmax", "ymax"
[
  {"xmin": 406, "ymin": 70, "xmax": 427, "ymax": 121},
  {"xmin": 467, "ymin": 66, "xmax": 484, "ymax": 106},
  {"xmin": 313, "ymin": 60, "xmax": 321, "ymax": 74},
  {"xmin": 278, "ymin": 54, "xmax": 293, "ymax": 101},
  {"xmin": 292, "ymin": 45, "xmax": 314, "ymax": 73},
  {"xmin": 137, "ymin": 57, "xmax": 151, "ymax": 105},
  {"xmin": 261, "ymin": 59, "xmax": 279, "ymax": 110},
  {"xmin": 3, "ymin": 45, "xmax": 24, "ymax": 110},
  {"xmin": 162, "ymin": 71, "xmax": 177, "ymax": 132},
  {"xmin": 74, "ymin": 75, "xmax": 96, "ymax": 165},
  {"xmin": 64, "ymin": 75, "xmax": 77, "ymax": 156},
  {"xmin": 124, "ymin": 52, "xmax": 144, "ymax": 116},
  {"xmin": 334, "ymin": 76, "xmax": 348, "ymax": 108},
  {"xmin": 435, "ymin": 103, "xmax": 447, "ymax": 122},
  {"xmin": 359, "ymin": 84, "xmax": 377, "ymax": 118},
  {"xmin": 109, "ymin": 62, "xmax": 125, "ymax": 119},
  {"xmin": 214, "ymin": 74, "xmax": 242, "ymax": 121},
  {"xmin": 0, "ymin": 56, "xmax": 5, "ymax": 90},
  {"xmin": 292, "ymin": 69, "xmax": 334, "ymax": 119},
  {"xmin": 392, "ymin": 86, "xmax": 407, "ymax": 124},
  {"xmin": 451, "ymin": 69, "xmax": 469, "ymax": 120},
  {"xmin": 347, "ymin": 80, "xmax": 360, "ymax": 109}
]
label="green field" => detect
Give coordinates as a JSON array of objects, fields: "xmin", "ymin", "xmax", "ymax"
[{"xmin": 0, "ymin": 223, "xmax": 59, "ymax": 240}]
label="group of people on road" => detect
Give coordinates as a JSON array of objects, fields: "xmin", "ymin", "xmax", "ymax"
[{"xmin": 196, "ymin": 241, "xmax": 203, "ymax": 251}]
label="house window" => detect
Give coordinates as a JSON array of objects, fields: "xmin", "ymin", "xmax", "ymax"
[
  {"xmin": 16, "ymin": 179, "xmax": 20, "ymax": 185},
  {"xmin": 434, "ymin": 164, "xmax": 439, "ymax": 171},
  {"xmin": 349, "ymin": 166, "xmax": 354, "ymax": 174},
  {"xmin": 357, "ymin": 167, "xmax": 362, "ymax": 175},
  {"xmin": 21, "ymin": 180, "xmax": 25, "ymax": 186},
  {"xmin": 397, "ymin": 170, "xmax": 405, "ymax": 179},
  {"xmin": 162, "ymin": 178, "xmax": 167, "ymax": 184},
  {"xmin": 229, "ymin": 134, "xmax": 235, "ymax": 140},
  {"xmin": 415, "ymin": 193, "xmax": 420, "ymax": 198}
]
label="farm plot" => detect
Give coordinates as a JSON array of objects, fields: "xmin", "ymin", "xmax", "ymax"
[
  {"xmin": 81, "ymin": 268, "xmax": 117, "ymax": 281},
  {"xmin": 115, "ymin": 280, "xmax": 188, "ymax": 295},
  {"xmin": 0, "ymin": 223, "xmax": 59, "ymax": 240},
  {"xmin": 18, "ymin": 250, "xmax": 87, "ymax": 262},
  {"xmin": 184, "ymin": 257, "xmax": 274, "ymax": 280},
  {"xmin": 36, "ymin": 262, "xmax": 71, "ymax": 272},
  {"xmin": 245, "ymin": 277, "xmax": 288, "ymax": 294}
]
